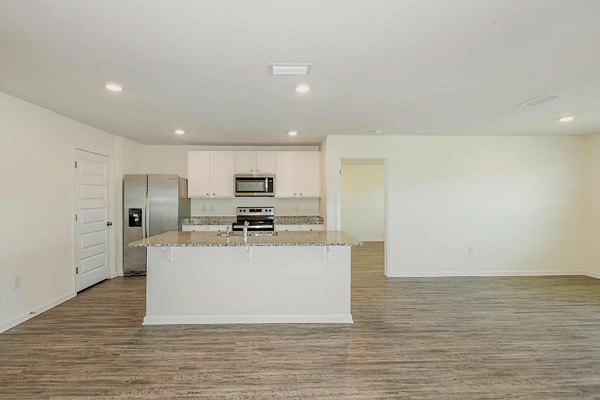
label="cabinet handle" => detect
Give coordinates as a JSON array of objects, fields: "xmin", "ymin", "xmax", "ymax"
[
  {"xmin": 293, "ymin": 193, "xmax": 296, "ymax": 196},
  {"xmin": 213, "ymin": 193, "xmax": 216, "ymax": 196}
]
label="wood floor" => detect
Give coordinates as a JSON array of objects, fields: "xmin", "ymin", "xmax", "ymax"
[{"xmin": 2, "ymin": 242, "xmax": 600, "ymax": 399}]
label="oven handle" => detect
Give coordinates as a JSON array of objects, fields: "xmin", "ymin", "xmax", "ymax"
[{"xmin": 233, "ymin": 224, "xmax": 274, "ymax": 229}]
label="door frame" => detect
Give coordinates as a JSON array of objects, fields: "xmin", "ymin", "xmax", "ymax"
[
  {"xmin": 336, "ymin": 157, "xmax": 390, "ymax": 277},
  {"xmin": 72, "ymin": 146, "xmax": 115, "ymax": 292}
]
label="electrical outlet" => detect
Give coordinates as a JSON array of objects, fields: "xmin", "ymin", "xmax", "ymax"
[
  {"xmin": 468, "ymin": 247, "xmax": 474, "ymax": 255},
  {"xmin": 14, "ymin": 276, "xmax": 21, "ymax": 289},
  {"xmin": 201, "ymin": 204, "xmax": 207, "ymax": 212}
]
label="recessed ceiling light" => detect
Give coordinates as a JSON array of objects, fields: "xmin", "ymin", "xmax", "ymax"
[
  {"xmin": 288, "ymin": 131, "xmax": 298, "ymax": 136},
  {"xmin": 558, "ymin": 116, "xmax": 575, "ymax": 123},
  {"xmin": 269, "ymin": 63, "xmax": 311, "ymax": 75},
  {"xmin": 105, "ymin": 82, "xmax": 123, "ymax": 92},
  {"xmin": 174, "ymin": 129, "xmax": 185, "ymax": 135},
  {"xmin": 295, "ymin": 84, "xmax": 310, "ymax": 94}
]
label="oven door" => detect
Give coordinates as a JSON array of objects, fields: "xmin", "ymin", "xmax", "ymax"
[
  {"xmin": 235, "ymin": 175, "xmax": 274, "ymax": 197},
  {"xmin": 231, "ymin": 222, "xmax": 275, "ymax": 231}
]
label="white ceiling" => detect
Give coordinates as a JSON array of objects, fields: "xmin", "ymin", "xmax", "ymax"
[{"xmin": 1, "ymin": 0, "xmax": 599, "ymax": 145}]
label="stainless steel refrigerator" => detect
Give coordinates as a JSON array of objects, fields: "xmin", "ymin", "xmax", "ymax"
[{"xmin": 123, "ymin": 174, "xmax": 191, "ymax": 276}]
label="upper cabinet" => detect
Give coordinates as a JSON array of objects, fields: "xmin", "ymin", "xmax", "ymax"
[
  {"xmin": 210, "ymin": 152, "xmax": 235, "ymax": 197},
  {"xmin": 296, "ymin": 151, "xmax": 321, "ymax": 197},
  {"xmin": 187, "ymin": 151, "xmax": 211, "ymax": 197},
  {"xmin": 235, "ymin": 151, "xmax": 275, "ymax": 174},
  {"xmin": 189, "ymin": 150, "xmax": 320, "ymax": 199},
  {"xmin": 187, "ymin": 151, "xmax": 235, "ymax": 198},
  {"xmin": 275, "ymin": 151, "xmax": 321, "ymax": 198}
]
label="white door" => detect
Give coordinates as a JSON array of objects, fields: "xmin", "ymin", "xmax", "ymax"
[
  {"xmin": 187, "ymin": 151, "xmax": 211, "ymax": 197},
  {"xmin": 74, "ymin": 149, "xmax": 112, "ymax": 291},
  {"xmin": 255, "ymin": 152, "xmax": 276, "ymax": 173},
  {"xmin": 235, "ymin": 152, "xmax": 254, "ymax": 173},
  {"xmin": 275, "ymin": 152, "xmax": 297, "ymax": 197},
  {"xmin": 296, "ymin": 151, "xmax": 321, "ymax": 197},
  {"xmin": 210, "ymin": 152, "xmax": 235, "ymax": 197}
]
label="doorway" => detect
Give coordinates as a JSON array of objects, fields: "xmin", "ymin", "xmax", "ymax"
[
  {"xmin": 74, "ymin": 149, "xmax": 112, "ymax": 291},
  {"xmin": 340, "ymin": 159, "xmax": 387, "ymax": 275}
]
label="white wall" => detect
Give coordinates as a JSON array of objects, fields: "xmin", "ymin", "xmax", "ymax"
[
  {"xmin": 0, "ymin": 91, "xmax": 142, "ymax": 332},
  {"xmin": 190, "ymin": 198, "xmax": 319, "ymax": 216},
  {"xmin": 584, "ymin": 133, "xmax": 600, "ymax": 277},
  {"xmin": 341, "ymin": 160, "xmax": 385, "ymax": 241},
  {"xmin": 143, "ymin": 145, "xmax": 321, "ymax": 216},
  {"xmin": 324, "ymin": 135, "xmax": 588, "ymax": 277}
]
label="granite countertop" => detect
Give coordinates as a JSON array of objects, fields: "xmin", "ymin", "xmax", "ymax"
[
  {"xmin": 129, "ymin": 231, "xmax": 361, "ymax": 247},
  {"xmin": 183, "ymin": 215, "xmax": 324, "ymax": 225}
]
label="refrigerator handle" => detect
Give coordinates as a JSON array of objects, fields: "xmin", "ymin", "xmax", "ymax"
[{"xmin": 143, "ymin": 190, "xmax": 149, "ymax": 239}]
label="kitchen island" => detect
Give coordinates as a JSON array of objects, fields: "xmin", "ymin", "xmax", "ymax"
[{"xmin": 129, "ymin": 231, "xmax": 361, "ymax": 325}]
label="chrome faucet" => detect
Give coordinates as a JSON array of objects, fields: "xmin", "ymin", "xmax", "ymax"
[{"xmin": 243, "ymin": 220, "xmax": 249, "ymax": 239}]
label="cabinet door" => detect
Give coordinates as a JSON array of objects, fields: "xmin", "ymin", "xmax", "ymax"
[
  {"xmin": 278, "ymin": 225, "xmax": 299, "ymax": 231},
  {"xmin": 208, "ymin": 225, "xmax": 230, "ymax": 232},
  {"xmin": 187, "ymin": 151, "xmax": 211, "ymax": 197},
  {"xmin": 255, "ymin": 152, "xmax": 276, "ymax": 173},
  {"xmin": 296, "ymin": 151, "xmax": 321, "ymax": 197},
  {"xmin": 210, "ymin": 152, "xmax": 235, "ymax": 197},
  {"xmin": 275, "ymin": 152, "xmax": 297, "ymax": 197},
  {"xmin": 235, "ymin": 152, "xmax": 255, "ymax": 173}
]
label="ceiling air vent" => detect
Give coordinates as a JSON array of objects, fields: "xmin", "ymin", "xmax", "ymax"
[
  {"xmin": 520, "ymin": 94, "xmax": 563, "ymax": 107},
  {"xmin": 269, "ymin": 63, "xmax": 311, "ymax": 75}
]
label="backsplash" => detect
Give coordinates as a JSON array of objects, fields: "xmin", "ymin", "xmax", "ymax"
[{"xmin": 190, "ymin": 198, "xmax": 320, "ymax": 216}]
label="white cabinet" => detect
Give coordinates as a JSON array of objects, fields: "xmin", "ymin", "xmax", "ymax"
[
  {"xmin": 208, "ymin": 225, "xmax": 230, "ymax": 232},
  {"xmin": 296, "ymin": 152, "xmax": 321, "ymax": 197},
  {"xmin": 275, "ymin": 152, "xmax": 297, "ymax": 197},
  {"xmin": 235, "ymin": 151, "xmax": 276, "ymax": 173},
  {"xmin": 182, "ymin": 225, "xmax": 209, "ymax": 232},
  {"xmin": 187, "ymin": 152, "xmax": 211, "ymax": 198},
  {"xmin": 210, "ymin": 152, "xmax": 235, "ymax": 197},
  {"xmin": 188, "ymin": 150, "xmax": 318, "ymax": 199},
  {"xmin": 275, "ymin": 224, "xmax": 324, "ymax": 232},
  {"xmin": 275, "ymin": 151, "xmax": 320, "ymax": 198},
  {"xmin": 188, "ymin": 151, "xmax": 235, "ymax": 198},
  {"xmin": 275, "ymin": 224, "xmax": 298, "ymax": 232},
  {"xmin": 182, "ymin": 225, "xmax": 230, "ymax": 232},
  {"xmin": 255, "ymin": 152, "xmax": 276, "ymax": 173}
]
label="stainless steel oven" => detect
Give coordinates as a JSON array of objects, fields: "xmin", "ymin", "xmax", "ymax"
[
  {"xmin": 232, "ymin": 207, "xmax": 275, "ymax": 231},
  {"xmin": 234, "ymin": 174, "xmax": 274, "ymax": 197}
]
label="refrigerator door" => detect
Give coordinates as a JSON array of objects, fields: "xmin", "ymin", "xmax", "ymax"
[
  {"xmin": 123, "ymin": 175, "xmax": 148, "ymax": 275},
  {"xmin": 148, "ymin": 175, "xmax": 180, "ymax": 237}
]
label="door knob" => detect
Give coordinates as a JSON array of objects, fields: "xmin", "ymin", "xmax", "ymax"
[{"xmin": 106, "ymin": 221, "xmax": 113, "ymax": 226}]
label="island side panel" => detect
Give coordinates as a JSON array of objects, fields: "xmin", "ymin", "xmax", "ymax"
[{"xmin": 144, "ymin": 245, "xmax": 352, "ymax": 324}]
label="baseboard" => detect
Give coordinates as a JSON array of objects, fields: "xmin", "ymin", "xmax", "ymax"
[
  {"xmin": 387, "ymin": 270, "xmax": 583, "ymax": 278},
  {"xmin": 143, "ymin": 314, "xmax": 354, "ymax": 325},
  {"xmin": 0, "ymin": 291, "xmax": 76, "ymax": 334},
  {"xmin": 583, "ymin": 270, "xmax": 600, "ymax": 279}
]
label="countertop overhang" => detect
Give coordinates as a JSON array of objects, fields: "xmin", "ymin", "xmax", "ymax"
[{"xmin": 129, "ymin": 231, "xmax": 361, "ymax": 247}]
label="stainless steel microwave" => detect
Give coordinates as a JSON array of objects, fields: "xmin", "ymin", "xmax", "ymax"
[{"xmin": 234, "ymin": 174, "xmax": 274, "ymax": 197}]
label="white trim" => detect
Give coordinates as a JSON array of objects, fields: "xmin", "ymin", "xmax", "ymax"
[
  {"xmin": 73, "ymin": 147, "xmax": 115, "ymax": 291},
  {"xmin": 336, "ymin": 156, "xmax": 390, "ymax": 277},
  {"xmin": 143, "ymin": 314, "xmax": 354, "ymax": 325},
  {"xmin": 0, "ymin": 291, "xmax": 75, "ymax": 333},
  {"xmin": 583, "ymin": 270, "xmax": 600, "ymax": 279},
  {"xmin": 387, "ymin": 270, "xmax": 587, "ymax": 278}
]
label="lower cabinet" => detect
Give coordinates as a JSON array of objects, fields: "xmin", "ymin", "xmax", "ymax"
[
  {"xmin": 182, "ymin": 225, "xmax": 230, "ymax": 232},
  {"xmin": 275, "ymin": 224, "xmax": 324, "ymax": 232}
]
